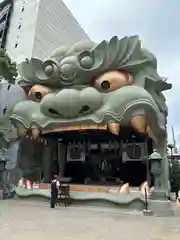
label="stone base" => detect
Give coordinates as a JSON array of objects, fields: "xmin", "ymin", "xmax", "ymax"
[
  {"xmin": 143, "ymin": 209, "xmax": 154, "ymax": 216},
  {"xmin": 148, "ymin": 189, "xmax": 175, "ymax": 216},
  {"xmin": 169, "ymin": 192, "xmax": 177, "ymax": 201},
  {"xmin": 148, "ymin": 200, "xmax": 174, "ymax": 217},
  {"xmin": 151, "ymin": 189, "xmax": 168, "ymax": 200},
  {"xmin": 14, "ymin": 186, "xmax": 177, "ymax": 217},
  {"xmin": 0, "ymin": 189, "xmax": 4, "ymax": 200}
]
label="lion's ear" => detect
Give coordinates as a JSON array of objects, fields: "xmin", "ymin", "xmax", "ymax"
[
  {"xmin": 133, "ymin": 71, "xmax": 147, "ymax": 87},
  {"xmin": 18, "ymin": 59, "xmax": 38, "ymax": 83},
  {"xmin": 134, "ymin": 66, "xmax": 162, "ymax": 90}
]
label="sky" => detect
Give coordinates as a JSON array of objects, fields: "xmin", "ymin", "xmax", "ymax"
[{"xmin": 65, "ymin": 0, "xmax": 180, "ymax": 145}]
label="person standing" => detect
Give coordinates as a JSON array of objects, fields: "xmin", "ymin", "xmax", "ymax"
[{"xmin": 50, "ymin": 175, "xmax": 60, "ymax": 208}]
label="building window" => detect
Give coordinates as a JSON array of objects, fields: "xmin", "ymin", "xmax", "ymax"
[
  {"xmin": 3, "ymin": 106, "xmax": 7, "ymax": 115},
  {"xmin": 15, "ymin": 43, "xmax": 18, "ymax": 48}
]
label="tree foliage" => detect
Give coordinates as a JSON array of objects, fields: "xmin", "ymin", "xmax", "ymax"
[
  {"xmin": 169, "ymin": 159, "xmax": 180, "ymax": 195},
  {"xmin": 0, "ymin": 48, "xmax": 17, "ymax": 83}
]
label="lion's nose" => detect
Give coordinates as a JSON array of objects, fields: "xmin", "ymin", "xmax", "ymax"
[
  {"xmin": 40, "ymin": 87, "xmax": 103, "ymax": 118},
  {"xmin": 50, "ymin": 89, "xmax": 82, "ymax": 118}
]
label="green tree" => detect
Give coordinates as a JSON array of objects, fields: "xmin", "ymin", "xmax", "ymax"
[
  {"xmin": 169, "ymin": 159, "xmax": 180, "ymax": 196},
  {"xmin": 0, "ymin": 48, "xmax": 17, "ymax": 83}
]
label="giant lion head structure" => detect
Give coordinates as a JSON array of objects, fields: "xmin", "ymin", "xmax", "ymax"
[{"xmin": 10, "ymin": 35, "xmax": 171, "ymax": 146}]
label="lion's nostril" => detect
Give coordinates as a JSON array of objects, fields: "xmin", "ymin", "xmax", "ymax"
[
  {"xmin": 79, "ymin": 105, "xmax": 90, "ymax": 114},
  {"xmin": 48, "ymin": 108, "xmax": 60, "ymax": 115}
]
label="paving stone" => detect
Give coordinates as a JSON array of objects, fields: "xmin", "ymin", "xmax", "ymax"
[{"xmin": 0, "ymin": 199, "xmax": 180, "ymax": 240}]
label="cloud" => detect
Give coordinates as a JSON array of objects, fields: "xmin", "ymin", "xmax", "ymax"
[{"xmin": 65, "ymin": 0, "xmax": 180, "ymax": 144}]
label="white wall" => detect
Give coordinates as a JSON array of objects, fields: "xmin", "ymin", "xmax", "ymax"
[
  {"xmin": 32, "ymin": 0, "xmax": 90, "ymax": 60},
  {"xmin": 5, "ymin": 0, "xmax": 90, "ymax": 62},
  {"xmin": 5, "ymin": 0, "xmax": 40, "ymax": 64}
]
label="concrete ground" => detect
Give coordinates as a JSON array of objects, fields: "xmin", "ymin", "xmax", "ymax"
[{"xmin": 0, "ymin": 200, "xmax": 180, "ymax": 240}]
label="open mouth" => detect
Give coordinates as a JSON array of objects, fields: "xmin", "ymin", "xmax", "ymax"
[
  {"xmin": 20, "ymin": 123, "xmax": 155, "ymax": 187},
  {"xmin": 12, "ymin": 114, "xmax": 159, "ymax": 187}
]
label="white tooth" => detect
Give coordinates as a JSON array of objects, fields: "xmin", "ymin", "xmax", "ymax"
[
  {"xmin": 17, "ymin": 125, "xmax": 27, "ymax": 137},
  {"xmin": 146, "ymin": 125, "xmax": 157, "ymax": 143},
  {"xmin": 108, "ymin": 123, "xmax": 120, "ymax": 135},
  {"xmin": 32, "ymin": 128, "xmax": 40, "ymax": 140},
  {"xmin": 139, "ymin": 181, "xmax": 150, "ymax": 197},
  {"xmin": 177, "ymin": 191, "xmax": 180, "ymax": 208},
  {"xmin": 119, "ymin": 183, "xmax": 130, "ymax": 195},
  {"xmin": 131, "ymin": 116, "xmax": 147, "ymax": 133},
  {"xmin": 176, "ymin": 198, "xmax": 180, "ymax": 208},
  {"xmin": 25, "ymin": 135, "xmax": 29, "ymax": 139}
]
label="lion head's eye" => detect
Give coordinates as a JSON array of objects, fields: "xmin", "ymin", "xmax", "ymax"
[
  {"xmin": 101, "ymin": 80, "xmax": 110, "ymax": 90},
  {"xmin": 93, "ymin": 70, "xmax": 133, "ymax": 92},
  {"xmin": 28, "ymin": 84, "xmax": 52, "ymax": 101}
]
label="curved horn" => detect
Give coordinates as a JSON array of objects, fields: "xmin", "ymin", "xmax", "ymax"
[{"xmin": 139, "ymin": 181, "xmax": 150, "ymax": 197}]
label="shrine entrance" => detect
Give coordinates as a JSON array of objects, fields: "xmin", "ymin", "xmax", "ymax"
[
  {"xmin": 47, "ymin": 126, "xmax": 153, "ymax": 187},
  {"xmin": 64, "ymin": 145, "xmax": 147, "ymax": 186},
  {"xmin": 17, "ymin": 126, "xmax": 154, "ymax": 187}
]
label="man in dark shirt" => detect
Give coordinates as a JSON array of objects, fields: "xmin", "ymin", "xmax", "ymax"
[{"xmin": 50, "ymin": 175, "xmax": 60, "ymax": 208}]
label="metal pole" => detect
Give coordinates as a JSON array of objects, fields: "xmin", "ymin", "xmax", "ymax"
[
  {"xmin": 144, "ymin": 187, "xmax": 148, "ymax": 210},
  {"xmin": 146, "ymin": 157, "xmax": 150, "ymax": 186},
  {"xmin": 145, "ymin": 138, "xmax": 150, "ymax": 186},
  {"xmin": 171, "ymin": 148, "xmax": 173, "ymax": 161},
  {"xmin": 172, "ymin": 126, "xmax": 176, "ymax": 149},
  {"xmin": 144, "ymin": 138, "xmax": 149, "ymax": 211}
]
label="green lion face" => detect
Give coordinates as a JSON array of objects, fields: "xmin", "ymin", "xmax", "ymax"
[{"xmin": 10, "ymin": 36, "xmax": 171, "ymax": 141}]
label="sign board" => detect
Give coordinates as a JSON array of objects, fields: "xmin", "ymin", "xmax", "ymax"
[
  {"xmin": 66, "ymin": 144, "xmax": 85, "ymax": 162},
  {"xmin": 122, "ymin": 143, "xmax": 148, "ymax": 162}
]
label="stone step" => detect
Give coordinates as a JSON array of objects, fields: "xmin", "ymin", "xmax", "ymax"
[
  {"xmin": 148, "ymin": 200, "xmax": 174, "ymax": 217},
  {"xmin": 0, "ymin": 189, "xmax": 4, "ymax": 199}
]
